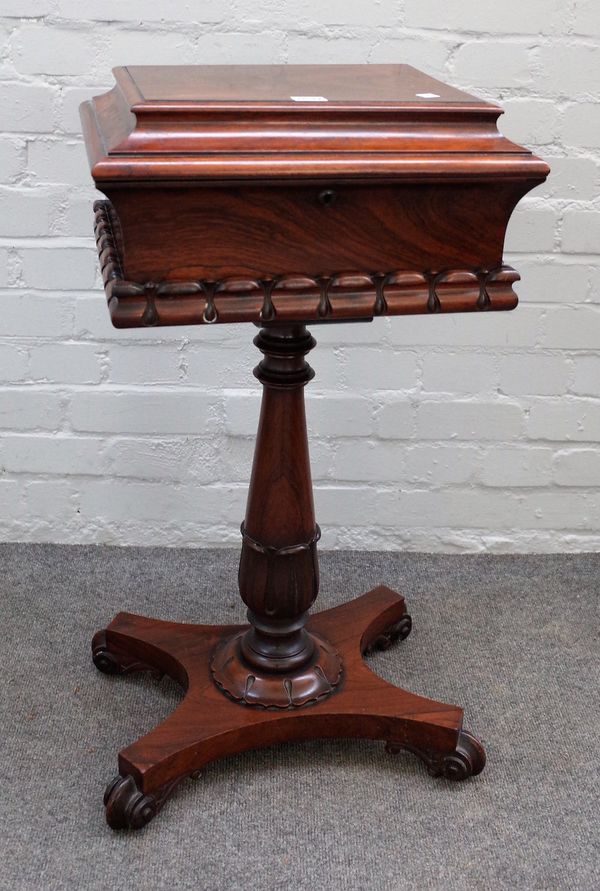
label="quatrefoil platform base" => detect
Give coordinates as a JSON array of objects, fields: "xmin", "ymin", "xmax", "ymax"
[{"xmin": 92, "ymin": 585, "xmax": 485, "ymax": 831}]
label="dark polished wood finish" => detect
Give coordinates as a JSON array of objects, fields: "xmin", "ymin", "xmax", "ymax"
[
  {"xmin": 212, "ymin": 324, "xmax": 343, "ymax": 708},
  {"xmin": 81, "ymin": 65, "xmax": 548, "ymax": 830},
  {"xmin": 93, "ymin": 198, "xmax": 521, "ymax": 329},
  {"xmin": 94, "ymin": 586, "xmax": 484, "ymax": 831},
  {"xmin": 82, "ymin": 64, "xmax": 548, "ymax": 330}
]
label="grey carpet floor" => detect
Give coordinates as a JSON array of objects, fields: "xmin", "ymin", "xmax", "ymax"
[{"xmin": 1, "ymin": 544, "xmax": 599, "ymax": 891}]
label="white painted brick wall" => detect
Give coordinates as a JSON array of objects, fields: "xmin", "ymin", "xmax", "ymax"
[{"xmin": 0, "ymin": 1, "xmax": 599, "ymax": 553}]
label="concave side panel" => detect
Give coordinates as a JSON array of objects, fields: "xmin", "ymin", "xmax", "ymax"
[
  {"xmin": 105, "ymin": 181, "xmax": 529, "ymax": 282},
  {"xmin": 92, "ymin": 187, "xmax": 527, "ymax": 329}
]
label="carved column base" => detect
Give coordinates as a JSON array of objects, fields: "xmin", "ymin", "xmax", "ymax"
[
  {"xmin": 91, "ymin": 585, "xmax": 485, "ymax": 830},
  {"xmin": 210, "ymin": 629, "xmax": 343, "ymax": 708}
]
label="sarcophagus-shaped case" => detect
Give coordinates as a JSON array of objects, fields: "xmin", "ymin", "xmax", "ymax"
[{"xmin": 80, "ymin": 65, "xmax": 549, "ymax": 328}]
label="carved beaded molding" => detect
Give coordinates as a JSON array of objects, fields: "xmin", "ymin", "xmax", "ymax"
[{"xmin": 94, "ymin": 200, "xmax": 519, "ymax": 329}]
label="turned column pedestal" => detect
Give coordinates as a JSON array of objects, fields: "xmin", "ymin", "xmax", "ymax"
[{"xmin": 211, "ymin": 324, "xmax": 342, "ymax": 707}]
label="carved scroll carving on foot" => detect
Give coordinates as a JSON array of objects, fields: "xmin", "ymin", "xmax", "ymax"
[
  {"xmin": 103, "ymin": 773, "xmax": 195, "ymax": 831},
  {"xmin": 104, "ymin": 775, "xmax": 158, "ymax": 830},
  {"xmin": 363, "ymin": 614, "xmax": 412, "ymax": 655},
  {"xmin": 386, "ymin": 729, "xmax": 486, "ymax": 781},
  {"xmin": 92, "ymin": 630, "xmax": 162, "ymax": 679}
]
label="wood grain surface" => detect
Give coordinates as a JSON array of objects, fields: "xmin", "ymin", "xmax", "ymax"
[{"xmin": 81, "ymin": 65, "xmax": 544, "ymax": 829}]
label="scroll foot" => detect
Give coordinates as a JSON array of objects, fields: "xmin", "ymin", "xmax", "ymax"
[
  {"xmin": 103, "ymin": 773, "xmax": 189, "ymax": 831},
  {"xmin": 364, "ymin": 614, "xmax": 412, "ymax": 654},
  {"xmin": 103, "ymin": 775, "xmax": 158, "ymax": 830},
  {"xmin": 386, "ymin": 729, "xmax": 486, "ymax": 780},
  {"xmin": 92, "ymin": 629, "xmax": 162, "ymax": 679}
]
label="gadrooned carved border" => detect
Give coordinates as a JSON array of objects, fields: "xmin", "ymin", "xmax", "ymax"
[{"xmin": 93, "ymin": 200, "xmax": 519, "ymax": 329}]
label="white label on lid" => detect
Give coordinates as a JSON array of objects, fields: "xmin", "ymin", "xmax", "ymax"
[
  {"xmin": 290, "ymin": 95, "xmax": 328, "ymax": 102},
  {"xmin": 416, "ymin": 92, "xmax": 441, "ymax": 99}
]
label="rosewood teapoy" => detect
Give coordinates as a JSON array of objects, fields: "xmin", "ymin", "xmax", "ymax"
[{"xmin": 81, "ymin": 64, "xmax": 548, "ymax": 830}]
